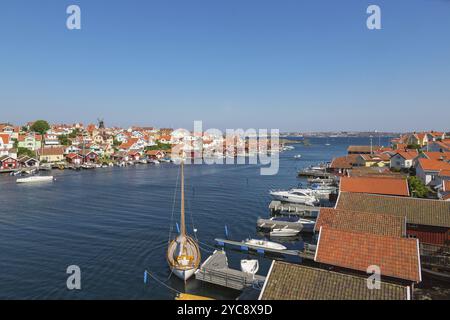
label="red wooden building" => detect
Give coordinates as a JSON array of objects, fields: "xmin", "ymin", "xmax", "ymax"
[
  {"xmin": 336, "ymin": 192, "xmax": 450, "ymax": 247},
  {"xmin": 0, "ymin": 155, "xmax": 18, "ymax": 170}
]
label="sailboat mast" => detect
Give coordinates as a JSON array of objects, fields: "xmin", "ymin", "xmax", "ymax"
[{"xmin": 180, "ymin": 161, "xmax": 186, "ymax": 237}]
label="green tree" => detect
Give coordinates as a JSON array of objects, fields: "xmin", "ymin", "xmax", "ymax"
[
  {"xmin": 17, "ymin": 147, "xmax": 35, "ymax": 158},
  {"xmin": 30, "ymin": 120, "xmax": 50, "ymax": 162},
  {"xmin": 408, "ymin": 176, "xmax": 428, "ymax": 198},
  {"xmin": 58, "ymin": 134, "xmax": 70, "ymax": 146}
]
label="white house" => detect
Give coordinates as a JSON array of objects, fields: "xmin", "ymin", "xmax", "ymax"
[
  {"xmin": 0, "ymin": 133, "xmax": 13, "ymax": 157},
  {"xmin": 389, "ymin": 151, "xmax": 418, "ymax": 170},
  {"xmin": 416, "ymin": 158, "xmax": 450, "ymax": 187}
]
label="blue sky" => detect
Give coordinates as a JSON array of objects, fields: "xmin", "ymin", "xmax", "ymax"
[{"xmin": 0, "ymin": 0, "xmax": 449, "ymax": 132}]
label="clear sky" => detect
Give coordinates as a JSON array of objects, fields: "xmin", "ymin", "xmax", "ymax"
[{"xmin": 1, "ymin": 0, "xmax": 449, "ymax": 132}]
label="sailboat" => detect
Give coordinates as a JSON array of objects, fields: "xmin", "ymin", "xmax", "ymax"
[{"xmin": 167, "ymin": 161, "xmax": 201, "ymax": 281}]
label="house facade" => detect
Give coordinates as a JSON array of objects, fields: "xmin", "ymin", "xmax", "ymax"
[{"xmin": 0, "ymin": 155, "xmax": 18, "ymax": 170}]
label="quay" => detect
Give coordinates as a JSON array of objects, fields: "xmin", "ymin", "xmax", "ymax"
[
  {"xmin": 195, "ymin": 250, "xmax": 265, "ymax": 291},
  {"xmin": 298, "ymin": 170, "xmax": 332, "ymax": 178},
  {"xmin": 214, "ymin": 238, "xmax": 316, "ymax": 259},
  {"xmin": 269, "ymin": 200, "xmax": 320, "ymax": 218}
]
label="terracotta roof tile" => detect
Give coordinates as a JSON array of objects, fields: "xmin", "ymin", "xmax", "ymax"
[
  {"xmin": 315, "ymin": 208, "xmax": 405, "ymax": 237},
  {"xmin": 422, "ymin": 152, "xmax": 450, "ymax": 161},
  {"xmin": 315, "ymin": 227, "xmax": 421, "ymax": 282},
  {"xmin": 340, "ymin": 176, "xmax": 410, "ymax": 196},
  {"xmin": 418, "ymin": 158, "xmax": 450, "ymax": 171},
  {"xmin": 260, "ymin": 261, "xmax": 410, "ymax": 300},
  {"xmin": 336, "ymin": 192, "xmax": 450, "ymax": 228}
]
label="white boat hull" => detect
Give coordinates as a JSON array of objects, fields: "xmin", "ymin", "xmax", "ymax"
[
  {"xmin": 270, "ymin": 229, "xmax": 299, "ymax": 237},
  {"xmin": 16, "ymin": 176, "xmax": 54, "ymax": 184},
  {"xmin": 172, "ymin": 267, "xmax": 196, "ymax": 281}
]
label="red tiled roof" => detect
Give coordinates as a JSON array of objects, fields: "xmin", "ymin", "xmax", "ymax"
[
  {"xmin": 315, "ymin": 227, "xmax": 421, "ymax": 282},
  {"xmin": 422, "ymin": 152, "xmax": 450, "ymax": 161},
  {"xmin": 395, "ymin": 151, "xmax": 418, "ymax": 160},
  {"xmin": 340, "ymin": 176, "xmax": 410, "ymax": 196},
  {"xmin": 418, "ymin": 158, "xmax": 450, "ymax": 172},
  {"xmin": 119, "ymin": 138, "xmax": 138, "ymax": 150},
  {"xmin": 0, "ymin": 133, "xmax": 10, "ymax": 144},
  {"xmin": 38, "ymin": 147, "xmax": 65, "ymax": 156},
  {"xmin": 315, "ymin": 208, "xmax": 405, "ymax": 237},
  {"xmin": 330, "ymin": 155, "xmax": 359, "ymax": 169},
  {"xmin": 146, "ymin": 149, "xmax": 165, "ymax": 156},
  {"xmin": 439, "ymin": 170, "xmax": 450, "ymax": 178}
]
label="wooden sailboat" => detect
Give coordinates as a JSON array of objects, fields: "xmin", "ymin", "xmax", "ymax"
[{"xmin": 167, "ymin": 161, "xmax": 201, "ymax": 281}]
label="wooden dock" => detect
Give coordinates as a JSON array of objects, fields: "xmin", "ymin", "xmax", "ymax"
[
  {"xmin": 269, "ymin": 201, "xmax": 320, "ymax": 218},
  {"xmin": 215, "ymin": 238, "xmax": 315, "ymax": 259},
  {"xmin": 298, "ymin": 170, "xmax": 332, "ymax": 178},
  {"xmin": 195, "ymin": 250, "xmax": 266, "ymax": 291}
]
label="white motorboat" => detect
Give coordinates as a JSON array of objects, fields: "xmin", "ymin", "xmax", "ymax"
[
  {"xmin": 240, "ymin": 259, "xmax": 259, "ymax": 275},
  {"xmin": 16, "ymin": 176, "xmax": 54, "ymax": 183},
  {"xmin": 139, "ymin": 159, "xmax": 148, "ymax": 164},
  {"xmin": 270, "ymin": 189, "xmax": 319, "ymax": 206},
  {"xmin": 244, "ymin": 239, "xmax": 287, "ymax": 250},
  {"xmin": 270, "ymin": 228, "xmax": 299, "ymax": 237},
  {"xmin": 151, "ymin": 160, "xmax": 160, "ymax": 164},
  {"xmin": 294, "ymin": 154, "xmax": 302, "ymax": 159}
]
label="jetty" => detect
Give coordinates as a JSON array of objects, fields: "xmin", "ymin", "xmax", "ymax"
[
  {"xmin": 298, "ymin": 169, "xmax": 332, "ymax": 178},
  {"xmin": 269, "ymin": 201, "xmax": 320, "ymax": 218},
  {"xmin": 195, "ymin": 250, "xmax": 265, "ymax": 291}
]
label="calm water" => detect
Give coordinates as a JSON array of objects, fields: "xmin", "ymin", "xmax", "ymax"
[{"xmin": 0, "ymin": 136, "xmax": 410, "ymax": 299}]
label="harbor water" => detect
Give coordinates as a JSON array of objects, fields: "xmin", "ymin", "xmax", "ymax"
[{"xmin": 1, "ymin": 137, "xmax": 447, "ymax": 299}]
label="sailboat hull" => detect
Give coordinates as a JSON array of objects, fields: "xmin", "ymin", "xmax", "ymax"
[{"xmin": 172, "ymin": 267, "xmax": 196, "ymax": 281}]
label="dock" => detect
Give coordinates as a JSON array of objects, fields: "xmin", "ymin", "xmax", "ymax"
[
  {"xmin": 269, "ymin": 201, "xmax": 320, "ymax": 218},
  {"xmin": 215, "ymin": 238, "xmax": 315, "ymax": 259},
  {"xmin": 195, "ymin": 250, "xmax": 265, "ymax": 291},
  {"xmin": 298, "ymin": 170, "xmax": 332, "ymax": 178}
]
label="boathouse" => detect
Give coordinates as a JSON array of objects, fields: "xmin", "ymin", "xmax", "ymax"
[
  {"xmin": 315, "ymin": 208, "xmax": 406, "ymax": 238},
  {"xmin": 259, "ymin": 261, "xmax": 411, "ymax": 300},
  {"xmin": 314, "ymin": 227, "xmax": 422, "ymax": 284},
  {"xmin": 0, "ymin": 155, "xmax": 17, "ymax": 170},
  {"xmin": 339, "ymin": 176, "xmax": 410, "ymax": 197},
  {"xmin": 336, "ymin": 192, "xmax": 450, "ymax": 246}
]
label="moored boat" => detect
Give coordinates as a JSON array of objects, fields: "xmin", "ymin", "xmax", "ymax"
[
  {"xmin": 240, "ymin": 259, "xmax": 259, "ymax": 275},
  {"xmin": 167, "ymin": 161, "xmax": 201, "ymax": 281},
  {"xmin": 16, "ymin": 176, "xmax": 54, "ymax": 183},
  {"xmin": 270, "ymin": 189, "xmax": 319, "ymax": 206},
  {"xmin": 244, "ymin": 238, "xmax": 287, "ymax": 250},
  {"xmin": 270, "ymin": 228, "xmax": 299, "ymax": 237}
]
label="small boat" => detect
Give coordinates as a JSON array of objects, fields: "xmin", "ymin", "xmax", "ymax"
[
  {"xmin": 139, "ymin": 159, "xmax": 148, "ymax": 164},
  {"xmin": 294, "ymin": 154, "xmax": 302, "ymax": 159},
  {"xmin": 240, "ymin": 259, "xmax": 259, "ymax": 275},
  {"xmin": 17, "ymin": 176, "xmax": 54, "ymax": 183},
  {"xmin": 150, "ymin": 160, "xmax": 160, "ymax": 164},
  {"xmin": 10, "ymin": 171, "xmax": 21, "ymax": 176},
  {"xmin": 270, "ymin": 189, "xmax": 319, "ymax": 206},
  {"xmin": 270, "ymin": 228, "xmax": 300, "ymax": 237},
  {"xmin": 175, "ymin": 293, "xmax": 213, "ymax": 300},
  {"xmin": 244, "ymin": 239, "xmax": 287, "ymax": 250}
]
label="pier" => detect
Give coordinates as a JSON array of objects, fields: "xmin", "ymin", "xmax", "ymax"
[
  {"xmin": 298, "ymin": 170, "xmax": 332, "ymax": 178},
  {"xmin": 195, "ymin": 250, "xmax": 265, "ymax": 291},
  {"xmin": 269, "ymin": 201, "xmax": 320, "ymax": 217}
]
